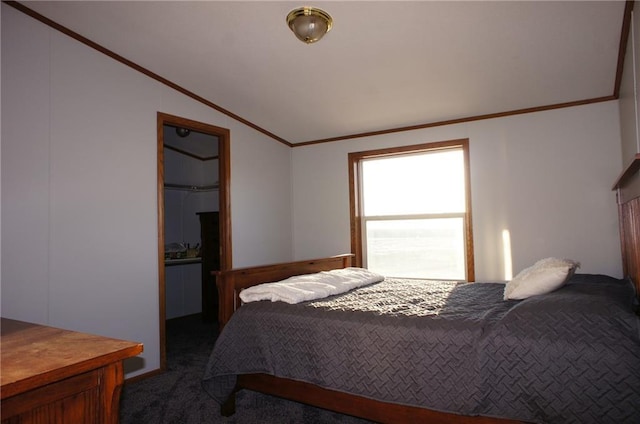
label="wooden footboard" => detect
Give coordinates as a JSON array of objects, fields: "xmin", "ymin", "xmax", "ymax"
[
  {"xmin": 226, "ymin": 374, "xmax": 525, "ymax": 424},
  {"xmin": 214, "ymin": 253, "xmax": 354, "ymax": 329}
]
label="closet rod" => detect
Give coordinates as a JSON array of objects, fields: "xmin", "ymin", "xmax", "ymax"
[{"xmin": 164, "ymin": 183, "xmax": 219, "ymax": 192}]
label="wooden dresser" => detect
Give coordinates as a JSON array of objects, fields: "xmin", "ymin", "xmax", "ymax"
[{"xmin": 1, "ymin": 318, "xmax": 143, "ymax": 424}]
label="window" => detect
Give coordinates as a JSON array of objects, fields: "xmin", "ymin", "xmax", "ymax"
[{"xmin": 349, "ymin": 139, "xmax": 474, "ymax": 281}]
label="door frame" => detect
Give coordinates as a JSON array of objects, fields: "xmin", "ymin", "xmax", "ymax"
[{"xmin": 157, "ymin": 112, "xmax": 232, "ymax": 371}]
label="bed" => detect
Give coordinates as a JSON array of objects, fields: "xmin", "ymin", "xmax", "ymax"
[
  {"xmin": 202, "ymin": 257, "xmax": 640, "ymax": 423},
  {"xmin": 202, "ymin": 162, "xmax": 640, "ymax": 423}
]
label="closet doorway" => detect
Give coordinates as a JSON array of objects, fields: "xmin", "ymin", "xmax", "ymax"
[{"xmin": 157, "ymin": 112, "xmax": 232, "ymax": 371}]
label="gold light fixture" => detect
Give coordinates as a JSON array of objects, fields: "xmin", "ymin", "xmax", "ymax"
[{"xmin": 286, "ymin": 6, "xmax": 333, "ymax": 44}]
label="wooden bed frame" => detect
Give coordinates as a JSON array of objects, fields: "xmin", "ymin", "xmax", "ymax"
[
  {"xmin": 214, "ymin": 161, "xmax": 640, "ymax": 424},
  {"xmin": 215, "ymin": 254, "xmax": 522, "ymax": 423}
]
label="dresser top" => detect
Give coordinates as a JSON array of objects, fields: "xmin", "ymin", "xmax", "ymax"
[{"xmin": 1, "ymin": 318, "xmax": 143, "ymax": 399}]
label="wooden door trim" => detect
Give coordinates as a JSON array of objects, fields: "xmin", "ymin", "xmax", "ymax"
[{"xmin": 157, "ymin": 112, "xmax": 232, "ymax": 371}]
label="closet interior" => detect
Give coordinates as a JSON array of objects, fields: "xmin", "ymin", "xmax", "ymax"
[{"xmin": 163, "ymin": 124, "xmax": 220, "ymax": 322}]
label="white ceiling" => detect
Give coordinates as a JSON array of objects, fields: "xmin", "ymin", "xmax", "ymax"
[{"xmin": 22, "ymin": 1, "xmax": 626, "ymax": 145}]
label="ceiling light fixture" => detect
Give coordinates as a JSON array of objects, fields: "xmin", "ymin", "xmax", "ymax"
[
  {"xmin": 175, "ymin": 127, "xmax": 191, "ymax": 138},
  {"xmin": 286, "ymin": 6, "xmax": 333, "ymax": 44}
]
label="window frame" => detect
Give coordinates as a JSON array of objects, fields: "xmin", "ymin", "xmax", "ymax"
[{"xmin": 348, "ymin": 138, "xmax": 475, "ymax": 281}]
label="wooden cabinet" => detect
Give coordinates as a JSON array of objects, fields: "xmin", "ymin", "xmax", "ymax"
[
  {"xmin": 198, "ymin": 211, "xmax": 220, "ymax": 322},
  {"xmin": 1, "ymin": 318, "xmax": 143, "ymax": 424}
]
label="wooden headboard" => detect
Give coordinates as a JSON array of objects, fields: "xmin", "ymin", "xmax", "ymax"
[
  {"xmin": 613, "ymin": 154, "xmax": 640, "ymax": 298},
  {"xmin": 214, "ymin": 254, "xmax": 354, "ymax": 329}
]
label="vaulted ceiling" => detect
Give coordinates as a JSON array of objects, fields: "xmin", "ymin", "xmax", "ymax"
[{"xmin": 17, "ymin": 1, "xmax": 630, "ymax": 145}]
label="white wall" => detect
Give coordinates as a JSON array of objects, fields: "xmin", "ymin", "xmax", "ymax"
[
  {"xmin": 0, "ymin": 4, "xmax": 3, "ymax": 288},
  {"xmin": 292, "ymin": 102, "xmax": 623, "ymax": 281},
  {"xmin": 618, "ymin": 8, "xmax": 640, "ymax": 201},
  {"xmin": 1, "ymin": 5, "xmax": 292, "ymax": 377},
  {"xmin": 619, "ymin": 9, "xmax": 640, "ymax": 164}
]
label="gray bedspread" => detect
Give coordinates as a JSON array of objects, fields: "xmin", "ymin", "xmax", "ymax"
[{"xmin": 202, "ymin": 274, "xmax": 640, "ymax": 423}]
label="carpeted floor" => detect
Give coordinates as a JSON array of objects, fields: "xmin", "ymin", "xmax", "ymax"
[{"xmin": 119, "ymin": 314, "xmax": 374, "ymax": 424}]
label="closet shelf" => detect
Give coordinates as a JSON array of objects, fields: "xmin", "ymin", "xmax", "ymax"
[
  {"xmin": 164, "ymin": 182, "xmax": 219, "ymax": 192},
  {"xmin": 165, "ymin": 257, "xmax": 202, "ymax": 266}
]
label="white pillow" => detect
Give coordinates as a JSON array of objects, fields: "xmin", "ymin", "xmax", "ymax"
[{"xmin": 504, "ymin": 257, "xmax": 580, "ymax": 300}]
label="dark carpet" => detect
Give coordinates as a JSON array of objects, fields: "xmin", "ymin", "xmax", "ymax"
[{"xmin": 119, "ymin": 314, "xmax": 374, "ymax": 424}]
